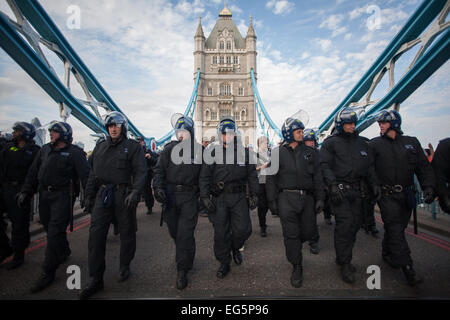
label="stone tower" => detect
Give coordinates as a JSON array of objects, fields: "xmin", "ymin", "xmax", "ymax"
[{"xmin": 194, "ymin": 4, "xmax": 257, "ymax": 146}]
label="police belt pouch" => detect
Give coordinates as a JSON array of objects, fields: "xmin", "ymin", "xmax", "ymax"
[{"xmin": 101, "ymin": 184, "xmax": 116, "ymax": 208}]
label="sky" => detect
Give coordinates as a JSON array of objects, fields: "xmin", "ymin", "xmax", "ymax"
[{"xmin": 0, "ymin": 0, "xmax": 449, "ymax": 151}]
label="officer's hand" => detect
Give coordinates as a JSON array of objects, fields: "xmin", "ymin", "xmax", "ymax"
[
  {"xmin": 124, "ymin": 190, "xmax": 140, "ymax": 209},
  {"xmin": 315, "ymin": 200, "xmax": 324, "ymax": 214},
  {"xmin": 154, "ymin": 188, "xmax": 166, "ymax": 203},
  {"xmin": 372, "ymin": 185, "xmax": 382, "ymax": 202},
  {"xmin": 201, "ymin": 197, "xmax": 216, "ymax": 213},
  {"xmin": 268, "ymin": 200, "xmax": 278, "ymax": 216},
  {"xmin": 329, "ymin": 184, "xmax": 344, "ymax": 204},
  {"xmin": 423, "ymin": 187, "xmax": 435, "ymax": 204},
  {"xmin": 248, "ymin": 194, "xmax": 258, "ymax": 210},
  {"xmin": 16, "ymin": 192, "xmax": 30, "ymax": 208}
]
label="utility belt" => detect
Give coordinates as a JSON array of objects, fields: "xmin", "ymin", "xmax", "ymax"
[
  {"xmin": 40, "ymin": 184, "xmax": 71, "ymax": 193},
  {"xmin": 280, "ymin": 188, "xmax": 310, "ymax": 196},
  {"xmin": 96, "ymin": 178, "xmax": 130, "ymax": 190},
  {"xmin": 222, "ymin": 183, "xmax": 246, "ymax": 194},
  {"xmin": 2, "ymin": 181, "xmax": 22, "ymax": 187},
  {"xmin": 169, "ymin": 184, "xmax": 199, "ymax": 193},
  {"xmin": 381, "ymin": 184, "xmax": 413, "ymax": 195},
  {"xmin": 336, "ymin": 181, "xmax": 361, "ymax": 191}
]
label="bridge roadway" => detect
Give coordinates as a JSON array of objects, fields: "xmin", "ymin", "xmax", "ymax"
[{"xmin": 1, "ymin": 201, "xmax": 449, "ymax": 300}]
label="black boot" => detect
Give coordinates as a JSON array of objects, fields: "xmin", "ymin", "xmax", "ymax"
[
  {"xmin": 309, "ymin": 242, "xmax": 320, "ymax": 255},
  {"xmin": 369, "ymin": 226, "xmax": 380, "ymax": 238},
  {"xmin": 232, "ymin": 249, "xmax": 243, "ymax": 265},
  {"xmin": 30, "ymin": 272, "xmax": 55, "ymax": 293},
  {"xmin": 341, "ymin": 264, "xmax": 356, "ymax": 284},
  {"xmin": 79, "ymin": 278, "xmax": 104, "ymax": 300},
  {"xmin": 260, "ymin": 226, "xmax": 267, "ymax": 237},
  {"xmin": 176, "ymin": 270, "xmax": 188, "ymax": 290},
  {"xmin": 382, "ymin": 253, "xmax": 400, "ymax": 269},
  {"xmin": 7, "ymin": 251, "xmax": 24, "ymax": 270},
  {"xmin": 290, "ymin": 264, "xmax": 303, "ymax": 288},
  {"xmin": 402, "ymin": 265, "xmax": 423, "ymax": 286},
  {"xmin": 146, "ymin": 207, "xmax": 153, "ymax": 215},
  {"xmin": 216, "ymin": 263, "xmax": 230, "ymax": 279},
  {"xmin": 118, "ymin": 266, "xmax": 131, "ymax": 282}
]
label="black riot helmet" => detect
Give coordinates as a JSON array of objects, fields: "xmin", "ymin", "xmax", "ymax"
[{"xmin": 104, "ymin": 111, "xmax": 128, "ymax": 137}]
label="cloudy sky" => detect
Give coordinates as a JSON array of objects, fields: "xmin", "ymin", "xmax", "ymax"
[{"xmin": 0, "ymin": 0, "xmax": 448, "ymax": 151}]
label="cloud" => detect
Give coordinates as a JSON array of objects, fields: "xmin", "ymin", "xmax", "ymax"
[
  {"xmin": 266, "ymin": 0, "xmax": 295, "ymax": 15},
  {"xmin": 315, "ymin": 38, "xmax": 332, "ymax": 51}
]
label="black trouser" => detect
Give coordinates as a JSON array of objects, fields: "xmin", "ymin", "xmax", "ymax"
[
  {"xmin": 1, "ymin": 183, "xmax": 30, "ymax": 253},
  {"xmin": 277, "ymin": 192, "xmax": 315, "ymax": 265},
  {"xmin": 164, "ymin": 192, "xmax": 198, "ymax": 271},
  {"xmin": 332, "ymin": 196, "xmax": 363, "ymax": 265},
  {"xmin": 309, "ymin": 208, "xmax": 320, "ymax": 245},
  {"xmin": 323, "ymin": 194, "xmax": 332, "ymax": 220},
  {"xmin": 39, "ymin": 189, "xmax": 72, "ymax": 274},
  {"xmin": 362, "ymin": 198, "xmax": 376, "ymax": 229},
  {"xmin": 0, "ymin": 223, "xmax": 12, "ymax": 256},
  {"xmin": 143, "ymin": 175, "xmax": 154, "ymax": 210},
  {"xmin": 378, "ymin": 193, "xmax": 413, "ymax": 267},
  {"xmin": 88, "ymin": 186, "xmax": 137, "ymax": 280},
  {"xmin": 209, "ymin": 192, "xmax": 252, "ymax": 265},
  {"xmin": 257, "ymin": 183, "xmax": 269, "ymax": 228}
]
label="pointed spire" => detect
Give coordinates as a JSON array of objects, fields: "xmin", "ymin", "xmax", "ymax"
[
  {"xmin": 246, "ymin": 13, "xmax": 256, "ymax": 38},
  {"xmin": 219, "ymin": 1, "xmax": 232, "ymax": 17},
  {"xmin": 195, "ymin": 16, "xmax": 205, "ymax": 38}
]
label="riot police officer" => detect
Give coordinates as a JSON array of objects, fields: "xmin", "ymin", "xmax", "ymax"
[
  {"xmin": 302, "ymin": 128, "xmax": 321, "ymax": 254},
  {"xmin": 266, "ymin": 119, "xmax": 324, "ymax": 288},
  {"xmin": 18, "ymin": 121, "xmax": 89, "ymax": 292},
  {"xmin": 0, "ymin": 122, "xmax": 40, "ymax": 269},
  {"xmin": 369, "ymin": 110, "xmax": 435, "ymax": 286},
  {"xmin": 256, "ymin": 136, "xmax": 270, "ymax": 237},
  {"xmin": 153, "ymin": 115, "xmax": 202, "ymax": 290},
  {"xmin": 80, "ymin": 112, "xmax": 146, "ymax": 299},
  {"xmin": 319, "ymin": 107, "xmax": 380, "ymax": 284},
  {"xmin": 432, "ymin": 137, "xmax": 450, "ymax": 213},
  {"xmin": 137, "ymin": 136, "xmax": 158, "ymax": 215},
  {"xmin": 199, "ymin": 118, "xmax": 258, "ymax": 279}
]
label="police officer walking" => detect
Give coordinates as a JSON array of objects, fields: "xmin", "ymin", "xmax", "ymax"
[
  {"xmin": 265, "ymin": 118, "xmax": 324, "ymax": 288},
  {"xmin": 302, "ymin": 129, "xmax": 321, "ymax": 255},
  {"xmin": 256, "ymin": 136, "xmax": 270, "ymax": 237},
  {"xmin": 0, "ymin": 122, "xmax": 40, "ymax": 269},
  {"xmin": 199, "ymin": 118, "xmax": 258, "ymax": 279},
  {"xmin": 432, "ymin": 137, "xmax": 450, "ymax": 213},
  {"xmin": 18, "ymin": 121, "xmax": 89, "ymax": 292},
  {"xmin": 319, "ymin": 108, "xmax": 380, "ymax": 284},
  {"xmin": 137, "ymin": 136, "xmax": 158, "ymax": 215},
  {"xmin": 80, "ymin": 112, "xmax": 146, "ymax": 299},
  {"xmin": 370, "ymin": 110, "xmax": 435, "ymax": 286},
  {"xmin": 153, "ymin": 115, "xmax": 202, "ymax": 290}
]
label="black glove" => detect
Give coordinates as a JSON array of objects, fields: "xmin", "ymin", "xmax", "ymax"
[
  {"xmin": 372, "ymin": 185, "xmax": 382, "ymax": 202},
  {"xmin": 201, "ymin": 197, "xmax": 216, "ymax": 213},
  {"xmin": 154, "ymin": 188, "xmax": 166, "ymax": 203},
  {"xmin": 422, "ymin": 187, "xmax": 434, "ymax": 204},
  {"xmin": 268, "ymin": 200, "xmax": 278, "ymax": 215},
  {"xmin": 16, "ymin": 192, "xmax": 30, "ymax": 208},
  {"xmin": 124, "ymin": 190, "xmax": 140, "ymax": 210},
  {"xmin": 84, "ymin": 197, "xmax": 94, "ymax": 213},
  {"xmin": 329, "ymin": 184, "xmax": 345, "ymax": 204},
  {"xmin": 248, "ymin": 194, "xmax": 258, "ymax": 210},
  {"xmin": 315, "ymin": 199, "xmax": 324, "ymax": 214}
]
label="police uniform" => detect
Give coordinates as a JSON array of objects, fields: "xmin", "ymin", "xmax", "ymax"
[
  {"xmin": 142, "ymin": 145, "xmax": 158, "ymax": 214},
  {"xmin": 0, "ymin": 139, "xmax": 40, "ymax": 267},
  {"xmin": 21, "ymin": 140, "xmax": 89, "ymax": 280},
  {"xmin": 432, "ymin": 137, "xmax": 450, "ymax": 213},
  {"xmin": 199, "ymin": 137, "xmax": 258, "ymax": 277},
  {"xmin": 84, "ymin": 135, "xmax": 146, "ymax": 283},
  {"xmin": 153, "ymin": 131, "xmax": 202, "ymax": 289}
]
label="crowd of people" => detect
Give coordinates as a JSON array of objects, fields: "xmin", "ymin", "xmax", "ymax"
[{"xmin": 0, "ymin": 108, "xmax": 449, "ymax": 299}]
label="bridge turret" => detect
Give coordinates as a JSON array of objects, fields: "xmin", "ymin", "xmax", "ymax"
[
  {"xmin": 246, "ymin": 14, "xmax": 257, "ymax": 75},
  {"xmin": 194, "ymin": 16, "xmax": 205, "ymax": 73}
]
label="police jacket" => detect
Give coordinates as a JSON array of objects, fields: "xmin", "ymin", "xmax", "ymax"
[
  {"xmin": 432, "ymin": 137, "xmax": 450, "ymax": 196},
  {"xmin": 320, "ymin": 131, "xmax": 378, "ymax": 187},
  {"xmin": 369, "ymin": 133, "xmax": 435, "ymax": 189},
  {"xmin": 153, "ymin": 139, "xmax": 202, "ymax": 189},
  {"xmin": 0, "ymin": 141, "xmax": 40, "ymax": 185},
  {"xmin": 85, "ymin": 136, "xmax": 146, "ymax": 199},
  {"xmin": 21, "ymin": 142, "xmax": 89, "ymax": 194},
  {"xmin": 142, "ymin": 145, "xmax": 158, "ymax": 177},
  {"xmin": 199, "ymin": 139, "xmax": 259, "ymax": 198},
  {"xmin": 265, "ymin": 142, "xmax": 325, "ymax": 202}
]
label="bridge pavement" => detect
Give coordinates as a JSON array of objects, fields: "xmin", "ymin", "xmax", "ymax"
[{"xmin": 1, "ymin": 201, "xmax": 449, "ymax": 300}]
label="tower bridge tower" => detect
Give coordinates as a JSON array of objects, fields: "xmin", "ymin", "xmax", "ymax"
[{"xmin": 194, "ymin": 4, "xmax": 257, "ymax": 146}]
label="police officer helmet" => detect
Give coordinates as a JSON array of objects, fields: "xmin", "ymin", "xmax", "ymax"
[
  {"xmin": 281, "ymin": 117, "xmax": 305, "ymax": 143},
  {"xmin": 174, "ymin": 116, "xmax": 194, "ymax": 137},
  {"xmin": 12, "ymin": 121, "xmax": 36, "ymax": 141},
  {"xmin": 334, "ymin": 107, "xmax": 358, "ymax": 133},
  {"xmin": 303, "ymin": 128, "xmax": 317, "ymax": 142},
  {"xmin": 48, "ymin": 121, "xmax": 73, "ymax": 143},
  {"xmin": 217, "ymin": 117, "xmax": 237, "ymax": 137},
  {"xmin": 376, "ymin": 109, "xmax": 402, "ymax": 131},
  {"xmin": 104, "ymin": 111, "xmax": 128, "ymax": 136}
]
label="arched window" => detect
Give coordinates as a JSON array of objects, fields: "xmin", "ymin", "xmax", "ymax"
[
  {"xmin": 205, "ymin": 108, "xmax": 210, "ymax": 120},
  {"xmin": 219, "ymin": 41, "xmax": 224, "ymax": 50},
  {"xmin": 241, "ymin": 108, "xmax": 247, "ymax": 121}
]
